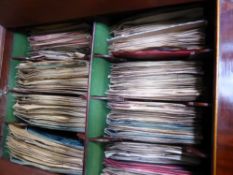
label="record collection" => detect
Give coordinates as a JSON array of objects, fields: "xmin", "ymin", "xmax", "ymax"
[
  {"xmin": 7, "ymin": 24, "xmax": 91, "ymax": 174},
  {"xmin": 102, "ymin": 6, "xmax": 207, "ymax": 175},
  {"xmin": 3, "ymin": 4, "xmax": 211, "ymax": 175}
]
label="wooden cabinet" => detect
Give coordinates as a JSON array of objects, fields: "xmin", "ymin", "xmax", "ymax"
[{"xmin": 0, "ymin": 0, "xmax": 232, "ymax": 175}]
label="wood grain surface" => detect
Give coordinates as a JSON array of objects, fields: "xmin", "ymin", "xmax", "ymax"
[
  {"xmin": 0, "ymin": 158, "xmax": 57, "ymax": 175},
  {"xmin": 215, "ymin": 0, "xmax": 233, "ymax": 174},
  {"xmin": 0, "ymin": 0, "xmax": 202, "ymax": 28}
]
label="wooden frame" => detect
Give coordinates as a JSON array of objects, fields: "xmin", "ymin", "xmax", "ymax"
[
  {"xmin": 0, "ymin": 0, "xmax": 233, "ymax": 174},
  {"xmin": 214, "ymin": 0, "xmax": 233, "ymax": 175}
]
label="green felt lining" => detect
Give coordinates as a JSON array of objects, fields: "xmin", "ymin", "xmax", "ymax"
[{"xmin": 86, "ymin": 22, "xmax": 111, "ymax": 175}]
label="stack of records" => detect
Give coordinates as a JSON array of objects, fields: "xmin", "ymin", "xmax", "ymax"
[
  {"xmin": 28, "ymin": 23, "xmax": 91, "ymax": 60},
  {"xmin": 15, "ymin": 60, "xmax": 89, "ymax": 95},
  {"xmin": 108, "ymin": 6, "xmax": 206, "ymax": 58},
  {"xmin": 105, "ymin": 100, "xmax": 202, "ymax": 144},
  {"xmin": 104, "ymin": 142, "xmax": 202, "ymax": 165},
  {"xmin": 107, "ymin": 60, "xmax": 204, "ymax": 101},
  {"xmin": 102, "ymin": 142, "xmax": 204, "ymax": 175},
  {"xmin": 7, "ymin": 124, "xmax": 84, "ymax": 175},
  {"xmin": 14, "ymin": 94, "xmax": 86, "ymax": 132},
  {"xmin": 103, "ymin": 6, "xmax": 206, "ymax": 175},
  {"xmin": 102, "ymin": 159, "xmax": 192, "ymax": 175}
]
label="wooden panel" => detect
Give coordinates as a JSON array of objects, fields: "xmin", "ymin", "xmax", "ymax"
[
  {"xmin": 215, "ymin": 0, "xmax": 233, "ymax": 174},
  {"xmin": 0, "ymin": 27, "xmax": 11, "ymax": 156},
  {"xmin": 0, "ymin": 26, "xmax": 5, "ymax": 155},
  {"xmin": 0, "ymin": 26, "xmax": 5, "ymax": 74},
  {"xmin": 0, "ymin": 158, "xmax": 57, "ymax": 175},
  {"xmin": 0, "ymin": 0, "xmax": 202, "ymax": 28},
  {"xmin": 0, "ymin": 29, "xmax": 12, "ymax": 124}
]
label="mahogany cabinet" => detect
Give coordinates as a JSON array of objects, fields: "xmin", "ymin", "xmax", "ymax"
[{"xmin": 0, "ymin": 0, "xmax": 232, "ymax": 175}]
